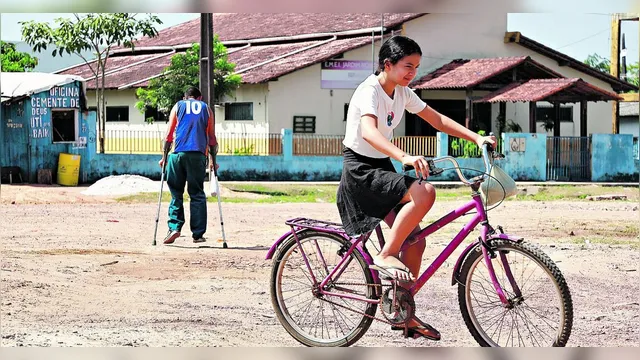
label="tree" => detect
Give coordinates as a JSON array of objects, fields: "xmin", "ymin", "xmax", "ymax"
[
  {"xmin": 584, "ymin": 53, "xmax": 611, "ymax": 73},
  {"xmin": 584, "ymin": 53, "xmax": 639, "ymax": 87},
  {"xmin": 0, "ymin": 41, "xmax": 38, "ymax": 72},
  {"xmin": 20, "ymin": 13, "xmax": 162, "ymax": 153},
  {"xmin": 135, "ymin": 36, "xmax": 242, "ymax": 123}
]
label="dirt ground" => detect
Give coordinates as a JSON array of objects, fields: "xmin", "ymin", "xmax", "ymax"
[{"xmin": 1, "ymin": 184, "xmax": 638, "ymax": 347}]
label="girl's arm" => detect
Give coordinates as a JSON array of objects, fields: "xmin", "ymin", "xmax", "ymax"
[
  {"xmin": 361, "ymin": 115, "xmax": 406, "ymax": 161},
  {"xmin": 361, "ymin": 115, "xmax": 431, "ymax": 178}
]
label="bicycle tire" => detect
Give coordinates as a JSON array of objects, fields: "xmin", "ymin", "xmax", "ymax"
[
  {"xmin": 270, "ymin": 230, "xmax": 378, "ymax": 347},
  {"xmin": 457, "ymin": 240, "xmax": 573, "ymax": 347}
]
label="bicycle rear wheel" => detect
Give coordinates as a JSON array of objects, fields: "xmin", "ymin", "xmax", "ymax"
[
  {"xmin": 458, "ymin": 240, "xmax": 573, "ymax": 347},
  {"xmin": 270, "ymin": 230, "xmax": 378, "ymax": 347}
]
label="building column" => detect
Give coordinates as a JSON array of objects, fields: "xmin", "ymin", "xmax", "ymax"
[
  {"xmin": 465, "ymin": 88, "xmax": 473, "ymax": 129},
  {"xmin": 580, "ymin": 100, "xmax": 588, "ymax": 137},
  {"xmin": 553, "ymin": 102, "xmax": 561, "ymax": 137},
  {"xmin": 282, "ymin": 128, "xmax": 293, "ymax": 161},
  {"xmin": 529, "ymin": 101, "xmax": 537, "ymax": 133}
]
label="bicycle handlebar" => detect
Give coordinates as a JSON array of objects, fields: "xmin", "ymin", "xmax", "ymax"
[{"xmin": 402, "ymin": 133, "xmax": 504, "ymax": 186}]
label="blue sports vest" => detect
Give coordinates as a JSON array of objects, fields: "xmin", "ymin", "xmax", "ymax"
[{"xmin": 174, "ymin": 99, "xmax": 209, "ymax": 154}]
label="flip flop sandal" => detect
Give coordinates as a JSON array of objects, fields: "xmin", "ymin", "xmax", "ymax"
[{"xmin": 370, "ymin": 264, "xmax": 414, "ymax": 281}]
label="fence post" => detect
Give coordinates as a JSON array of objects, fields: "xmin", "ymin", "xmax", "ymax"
[
  {"xmin": 436, "ymin": 132, "xmax": 449, "ymax": 157},
  {"xmin": 282, "ymin": 128, "xmax": 293, "ymax": 161}
]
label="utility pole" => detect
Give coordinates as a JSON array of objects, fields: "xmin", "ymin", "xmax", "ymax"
[
  {"xmin": 610, "ymin": 13, "xmax": 639, "ymax": 134},
  {"xmin": 199, "ymin": 13, "xmax": 215, "ymax": 105}
]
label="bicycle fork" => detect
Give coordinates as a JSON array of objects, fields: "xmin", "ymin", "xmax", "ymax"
[{"xmin": 480, "ymin": 224, "xmax": 523, "ymax": 307}]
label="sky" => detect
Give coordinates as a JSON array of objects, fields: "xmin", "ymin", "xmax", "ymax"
[{"xmin": 1, "ymin": 12, "xmax": 638, "ymax": 66}]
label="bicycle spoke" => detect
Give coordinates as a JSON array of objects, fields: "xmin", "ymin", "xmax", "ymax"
[
  {"xmin": 274, "ymin": 234, "xmax": 375, "ymax": 345},
  {"xmin": 520, "ymin": 302, "xmax": 558, "ymax": 332},
  {"xmin": 464, "ymin": 243, "xmax": 570, "ymax": 347},
  {"xmin": 515, "ymin": 305, "xmax": 546, "ymax": 346},
  {"xmin": 282, "ymin": 286, "xmax": 313, "ymax": 303},
  {"xmin": 487, "ymin": 308, "xmax": 509, "ymax": 339}
]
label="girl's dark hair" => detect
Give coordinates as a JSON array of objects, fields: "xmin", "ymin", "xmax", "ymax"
[{"xmin": 376, "ymin": 35, "xmax": 422, "ymax": 75}]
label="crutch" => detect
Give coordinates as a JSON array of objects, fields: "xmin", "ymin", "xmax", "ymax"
[
  {"xmin": 210, "ymin": 167, "xmax": 228, "ymax": 248},
  {"xmin": 152, "ymin": 153, "xmax": 169, "ymax": 246}
]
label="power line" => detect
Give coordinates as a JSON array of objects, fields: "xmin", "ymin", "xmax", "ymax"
[{"xmin": 556, "ymin": 28, "xmax": 610, "ymax": 50}]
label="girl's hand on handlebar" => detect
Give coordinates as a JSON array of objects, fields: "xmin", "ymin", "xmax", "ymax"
[
  {"xmin": 401, "ymin": 154, "xmax": 429, "ymax": 179},
  {"xmin": 476, "ymin": 135, "xmax": 497, "ymax": 149}
]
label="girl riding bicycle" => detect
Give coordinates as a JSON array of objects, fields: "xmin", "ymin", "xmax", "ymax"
[{"xmin": 337, "ymin": 35, "xmax": 496, "ymax": 340}]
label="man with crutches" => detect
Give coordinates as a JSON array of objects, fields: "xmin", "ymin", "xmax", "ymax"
[{"xmin": 156, "ymin": 86, "xmax": 218, "ymax": 245}]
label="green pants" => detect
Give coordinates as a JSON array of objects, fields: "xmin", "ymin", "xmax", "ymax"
[{"xmin": 166, "ymin": 151, "xmax": 207, "ymax": 237}]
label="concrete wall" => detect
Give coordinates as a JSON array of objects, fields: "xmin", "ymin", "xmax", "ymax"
[
  {"xmin": 219, "ymin": 83, "xmax": 270, "ymax": 134},
  {"xmin": 403, "ymin": 13, "xmax": 510, "ymax": 75},
  {"xmin": 426, "ymin": 132, "xmax": 546, "ymax": 181},
  {"xmin": 268, "ymin": 59, "xmax": 356, "ymax": 136},
  {"xmin": 620, "ymin": 116, "xmax": 639, "ymax": 136},
  {"xmin": 88, "ymin": 131, "xmax": 637, "ymax": 183},
  {"xmin": 591, "ymin": 133, "xmax": 638, "ymax": 182},
  {"xmin": 500, "ymin": 133, "xmax": 547, "ymax": 181}
]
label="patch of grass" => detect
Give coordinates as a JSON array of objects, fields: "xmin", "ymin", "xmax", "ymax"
[
  {"xmin": 116, "ymin": 184, "xmax": 339, "ymax": 204},
  {"xmin": 225, "ymin": 183, "xmax": 337, "ymax": 200},
  {"xmin": 570, "ymin": 236, "xmax": 640, "ymax": 249},
  {"xmin": 508, "ymin": 185, "xmax": 639, "ymax": 202},
  {"xmin": 434, "ymin": 188, "xmax": 470, "ymax": 200},
  {"xmin": 115, "ymin": 184, "xmax": 640, "ymax": 204},
  {"xmin": 117, "ymin": 192, "xmax": 171, "ymax": 203}
]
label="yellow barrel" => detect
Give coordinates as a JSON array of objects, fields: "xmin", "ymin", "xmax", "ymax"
[{"xmin": 57, "ymin": 153, "xmax": 81, "ymax": 186}]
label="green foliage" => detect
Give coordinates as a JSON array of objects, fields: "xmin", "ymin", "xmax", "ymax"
[
  {"xmin": 135, "ymin": 37, "xmax": 242, "ymax": 124},
  {"xmin": 20, "ymin": 13, "xmax": 162, "ymax": 152},
  {"xmin": 0, "ymin": 41, "xmax": 38, "ymax": 72},
  {"xmin": 20, "ymin": 13, "xmax": 161, "ymax": 59},
  {"xmin": 226, "ymin": 144, "xmax": 255, "ymax": 155},
  {"xmin": 584, "ymin": 53, "xmax": 611, "ymax": 73},
  {"xmin": 451, "ymin": 130, "xmax": 486, "ymax": 158},
  {"xmin": 584, "ymin": 53, "xmax": 638, "ymax": 87},
  {"xmin": 540, "ymin": 114, "xmax": 555, "ymax": 132},
  {"xmin": 496, "ymin": 113, "xmax": 522, "ymax": 137},
  {"xmin": 625, "ymin": 62, "xmax": 639, "ymax": 87}
]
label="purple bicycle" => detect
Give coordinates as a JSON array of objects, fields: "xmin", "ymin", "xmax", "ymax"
[{"xmin": 266, "ymin": 144, "xmax": 573, "ymax": 347}]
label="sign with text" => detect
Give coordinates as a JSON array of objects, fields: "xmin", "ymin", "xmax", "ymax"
[
  {"xmin": 321, "ymin": 60, "xmax": 374, "ymax": 89},
  {"xmin": 29, "ymin": 85, "xmax": 80, "ymax": 140}
]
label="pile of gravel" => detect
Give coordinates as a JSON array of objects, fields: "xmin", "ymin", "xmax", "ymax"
[{"xmin": 82, "ymin": 174, "xmax": 164, "ymax": 196}]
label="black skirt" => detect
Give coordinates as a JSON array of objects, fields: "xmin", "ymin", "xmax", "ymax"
[{"xmin": 336, "ymin": 147, "xmax": 417, "ymax": 237}]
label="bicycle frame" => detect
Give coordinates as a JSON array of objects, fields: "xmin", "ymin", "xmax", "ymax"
[{"xmin": 266, "ymin": 190, "xmax": 524, "ymax": 307}]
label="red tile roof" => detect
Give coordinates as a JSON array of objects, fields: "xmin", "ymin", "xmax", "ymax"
[
  {"xmin": 411, "ymin": 56, "xmax": 530, "ymax": 89},
  {"xmin": 58, "ymin": 52, "xmax": 175, "ymax": 89},
  {"xmin": 505, "ymin": 32, "xmax": 637, "ymax": 93},
  {"xmin": 126, "ymin": 13, "xmax": 423, "ymax": 48},
  {"xmin": 237, "ymin": 36, "xmax": 374, "ymax": 84},
  {"xmin": 474, "ymin": 78, "xmax": 622, "ymax": 103},
  {"xmin": 58, "ymin": 36, "xmax": 374, "ymax": 89}
]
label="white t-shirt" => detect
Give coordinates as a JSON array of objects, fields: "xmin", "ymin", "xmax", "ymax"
[{"xmin": 343, "ymin": 74, "xmax": 427, "ymax": 158}]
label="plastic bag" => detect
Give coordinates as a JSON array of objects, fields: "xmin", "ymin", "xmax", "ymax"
[{"xmin": 480, "ymin": 165, "xmax": 517, "ymax": 206}]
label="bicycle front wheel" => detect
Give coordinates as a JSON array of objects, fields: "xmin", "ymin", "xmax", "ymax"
[
  {"xmin": 458, "ymin": 240, "xmax": 573, "ymax": 347},
  {"xmin": 270, "ymin": 230, "xmax": 378, "ymax": 347}
]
